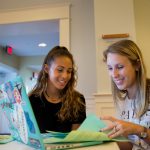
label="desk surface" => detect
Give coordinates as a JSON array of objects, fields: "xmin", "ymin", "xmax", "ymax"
[{"xmin": 0, "ymin": 141, "xmax": 119, "ymax": 150}]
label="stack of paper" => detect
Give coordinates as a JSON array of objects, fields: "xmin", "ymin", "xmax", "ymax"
[{"xmin": 0, "ymin": 134, "xmax": 13, "ymax": 144}]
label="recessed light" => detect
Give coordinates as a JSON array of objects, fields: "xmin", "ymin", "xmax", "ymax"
[{"xmin": 38, "ymin": 43, "xmax": 47, "ymax": 47}]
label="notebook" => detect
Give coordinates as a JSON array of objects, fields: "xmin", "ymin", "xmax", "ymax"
[{"xmin": 0, "ymin": 76, "xmax": 104, "ymax": 150}]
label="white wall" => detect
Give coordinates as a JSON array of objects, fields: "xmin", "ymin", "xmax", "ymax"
[
  {"xmin": 70, "ymin": 0, "xmax": 96, "ymax": 100},
  {"xmin": 134, "ymin": 0, "xmax": 150, "ymax": 78},
  {"xmin": 94, "ymin": 0, "xmax": 136, "ymax": 94}
]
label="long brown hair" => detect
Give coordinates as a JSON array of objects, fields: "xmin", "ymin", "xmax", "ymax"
[{"xmin": 29, "ymin": 46, "xmax": 85, "ymax": 121}]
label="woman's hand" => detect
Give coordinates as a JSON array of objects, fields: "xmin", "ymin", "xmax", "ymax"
[{"xmin": 100, "ymin": 116, "xmax": 138, "ymax": 138}]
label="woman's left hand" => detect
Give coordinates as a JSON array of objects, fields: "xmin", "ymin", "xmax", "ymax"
[{"xmin": 100, "ymin": 116, "xmax": 138, "ymax": 138}]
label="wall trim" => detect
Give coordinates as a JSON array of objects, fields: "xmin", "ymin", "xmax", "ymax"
[{"xmin": 93, "ymin": 93, "xmax": 113, "ymax": 103}]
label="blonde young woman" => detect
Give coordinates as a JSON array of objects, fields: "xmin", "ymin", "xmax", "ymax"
[
  {"xmin": 29, "ymin": 46, "xmax": 86, "ymax": 133},
  {"xmin": 101, "ymin": 40, "xmax": 150, "ymax": 150}
]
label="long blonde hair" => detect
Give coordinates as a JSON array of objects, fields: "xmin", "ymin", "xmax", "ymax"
[
  {"xmin": 29, "ymin": 46, "xmax": 85, "ymax": 121},
  {"xmin": 103, "ymin": 40, "xmax": 147, "ymax": 117}
]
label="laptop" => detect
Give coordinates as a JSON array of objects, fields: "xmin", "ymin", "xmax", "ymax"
[
  {"xmin": 0, "ymin": 76, "xmax": 104, "ymax": 150},
  {"xmin": 0, "ymin": 76, "xmax": 46, "ymax": 149}
]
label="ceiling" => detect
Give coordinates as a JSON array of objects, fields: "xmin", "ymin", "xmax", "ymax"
[
  {"xmin": 0, "ymin": 19, "xmax": 59, "ymax": 73},
  {"xmin": 0, "ymin": 20, "xmax": 59, "ymax": 56},
  {"xmin": 0, "ymin": 0, "xmax": 62, "ymax": 73},
  {"xmin": 0, "ymin": 0, "xmax": 64, "ymax": 56}
]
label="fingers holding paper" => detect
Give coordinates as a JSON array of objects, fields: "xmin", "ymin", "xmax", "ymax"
[{"xmin": 100, "ymin": 116, "xmax": 137, "ymax": 138}]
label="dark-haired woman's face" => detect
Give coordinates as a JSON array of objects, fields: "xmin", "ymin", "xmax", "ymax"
[{"xmin": 46, "ymin": 56, "xmax": 73, "ymax": 90}]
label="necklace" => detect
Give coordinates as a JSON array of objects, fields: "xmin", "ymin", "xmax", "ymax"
[{"xmin": 44, "ymin": 91, "xmax": 61, "ymax": 103}]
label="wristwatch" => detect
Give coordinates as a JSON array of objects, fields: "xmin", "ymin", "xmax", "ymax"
[{"xmin": 140, "ymin": 126, "xmax": 148, "ymax": 139}]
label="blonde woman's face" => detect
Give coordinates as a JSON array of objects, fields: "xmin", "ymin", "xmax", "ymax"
[
  {"xmin": 45, "ymin": 56, "xmax": 73, "ymax": 90},
  {"xmin": 106, "ymin": 53, "xmax": 137, "ymax": 92}
]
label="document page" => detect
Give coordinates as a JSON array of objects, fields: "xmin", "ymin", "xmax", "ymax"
[{"xmin": 43, "ymin": 114, "xmax": 128, "ymax": 144}]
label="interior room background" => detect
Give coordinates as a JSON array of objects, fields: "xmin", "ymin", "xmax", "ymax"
[{"xmin": 0, "ymin": 0, "xmax": 150, "ymax": 116}]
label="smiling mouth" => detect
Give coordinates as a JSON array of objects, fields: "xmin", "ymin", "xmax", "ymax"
[
  {"xmin": 59, "ymin": 81, "xmax": 67, "ymax": 86},
  {"xmin": 114, "ymin": 79, "xmax": 123, "ymax": 85}
]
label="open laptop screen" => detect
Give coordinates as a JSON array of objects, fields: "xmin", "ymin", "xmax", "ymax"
[{"xmin": 0, "ymin": 76, "xmax": 45, "ymax": 149}]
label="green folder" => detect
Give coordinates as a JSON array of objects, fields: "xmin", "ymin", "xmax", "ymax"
[
  {"xmin": 0, "ymin": 135, "xmax": 13, "ymax": 144},
  {"xmin": 44, "ymin": 114, "xmax": 128, "ymax": 144}
]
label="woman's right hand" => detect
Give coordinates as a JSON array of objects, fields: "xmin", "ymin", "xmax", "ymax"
[{"xmin": 100, "ymin": 116, "xmax": 139, "ymax": 138}]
